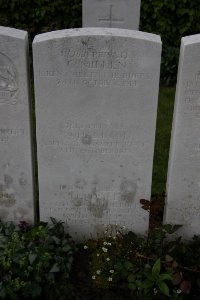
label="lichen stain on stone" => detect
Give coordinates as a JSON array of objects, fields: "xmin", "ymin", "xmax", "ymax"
[
  {"xmin": 72, "ymin": 195, "xmax": 83, "ymax": 207},
  {"xmin": 87, "ymin": 194, "xmax": 108, "ymax": 218},
  {"xmin": 4, "ymin": 174, "xmax": 13, "ymax": 187},
  {"xmin": 60, "ymin": 185, "xmax": 67, "ymax": 190},
  {"xmin": 0, "ymin": 186, "xmax": 16, "ymax": 208},
  {"xmin": 81, "ymin": 134, "xmax": 92, "ymax": 145},
  {"xmin": 120, "ymin": 179, "xmax": 137, "ymax": 204},
  {"xmin": 0, "ymin": 175, "xmax": 16, "ymax": 207},
  {"xmin": 70, "ymin": 178, "xmax": 87, "ymax": 207}
]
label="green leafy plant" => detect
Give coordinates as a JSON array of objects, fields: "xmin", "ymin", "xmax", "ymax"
[
  {"xmin": 141, "ymin": 259, "xmax": 172, "ymax": 297},
  {"xmin": 83, "ymin": 222, "xmax": 200, "ymax": 299},
  {"xmin": 1, "ymin": 216, "xmax": 200, "ymax": 299},
  {"xmin": 140, "ymin": 0, "xmax": 200, "ymax": 86},
  {"xmin": 0, "ymin": 218, "xmax": 76, "ymax": 300}
]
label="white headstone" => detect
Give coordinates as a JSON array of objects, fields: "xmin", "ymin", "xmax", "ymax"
[
  {"xmin": 164, "ymin": 35, "xmax": 200, "ymax": 239},
  {"xmin": 33, "ymin": 28, "xmax": 161, "ymax": 240},
  {"xmin": 0, "ymin": 27, "xmax": 34, "ymax": 223},
  {"xmin": 82, "ymin": 0, "xmax": 141, "ymax": 30}
]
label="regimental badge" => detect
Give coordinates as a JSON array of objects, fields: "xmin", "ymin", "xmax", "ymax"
[{"xmin": 0, "ymin": 52, "xmax": 18, "ymax": 105}]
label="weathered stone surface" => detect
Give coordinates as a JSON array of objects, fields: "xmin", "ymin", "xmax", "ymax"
[
  {"xmin": 0, "ymin": 26, "xmax": 34, "ymax": 223},
  {"xmin": 164, "ymin": 34, "xmax": 200, "ymax": 239},
  {"xmin": 82, "ymin": 0, "xmax": 141, "ymax": 30},
  {"xmin": 33, "ymin": 28, "xmax": 161, "ymax": 240}
]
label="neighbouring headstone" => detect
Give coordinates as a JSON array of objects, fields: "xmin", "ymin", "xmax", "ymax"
[
  {"xmin": 164, "ymin": 35, "xmax": 200, "ymax": 239},
  {"xmin": 33, "ymin": 28, "xmax": 161, "ymax": 240},
  {"xmin": 0, "ymin": 27, "xmax": 34, "ymax": 223},
  {"xmin": 82, "ymin": 0, "xmax": 141, "ymax": 30}
]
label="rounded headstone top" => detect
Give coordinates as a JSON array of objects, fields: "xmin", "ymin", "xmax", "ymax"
[
  {"xmin": 182, "ymin": 34, "xmax": 200, "ymax": 46},
  {"xmin": 0, "ymin": 26, "xmax": 27, "ymax": 40},
  {"xmin": 33, "ymin": 28, "xmax": 161, "ymax": 44}
]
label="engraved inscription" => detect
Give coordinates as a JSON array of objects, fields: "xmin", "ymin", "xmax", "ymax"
[
  {"xmin": 39, "ymin": 42, "xmax": 156, "ymax": 88},
  {"xmin": 167, "ymin": 204, "xmax": 200, "ymax": 224},
  {"xmin": 0, "ymin": 53, "xmax": 19, "ymax": 105},
  {"xmin": 0, "ymin": 190, "xmax": 16, "ymax": 207},
  {"xmin": 43, "ymin": 180, "xmax": 137, "ymax": 227},
  {"xmin": 45, "ymin": 120, "xmax": 138, "ymax": 156},
  {"xmin": 183, "ymin": 75, "xmax": 200, "ymax": 117},
  {"xmin": 185, "ymin": 141, "xmax": 200, "ymax": 157},
  {"xmin": 0, "ymin": 175, "xmax": 16, "ymax": 207},
  {"xmin": 0, "ymin": 128, "xmax": 25, "ymax": 143}
]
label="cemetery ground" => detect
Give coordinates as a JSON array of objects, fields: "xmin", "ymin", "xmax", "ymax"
[
  {"xmin": 2, "ymin": 87, "xmax": 200, "ymax": 299},
  {"xmin": 0, "ymin": 2, "xmax": 200, "ymax": 298}
]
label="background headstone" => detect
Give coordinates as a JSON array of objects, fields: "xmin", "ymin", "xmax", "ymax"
[
  {"xmin": 82, "ymin": 0, "xmax": 141, "ymax": 30},
  {"xmin": 33, "ymin": 28, "xmax": 161, "ymax": 240},
  {"xmin": 164, "ymin": 34, "xmax": 200, "ymax": 239},
  {"xmin": 0, "ymin": 27, "xmax": 34, "ymax": 223}
]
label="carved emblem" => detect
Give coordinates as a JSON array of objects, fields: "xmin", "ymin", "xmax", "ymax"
[{"xmin": 0, "ymin": 53, "xmax": 18, "ymax": 104}]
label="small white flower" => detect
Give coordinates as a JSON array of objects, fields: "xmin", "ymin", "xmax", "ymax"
[
  {"xmin": 108, "ymin": 277, "xmax": 113, "ymax": 281},
  {"xmin": 103, "ymin": 241, "xmax": 107, "ymax": 245},
  {"xmin": 96, "ymin": 270, "xmax": 101, "ymax": 275},
  {"xmin": 153, "ymin": 288, "xmax": 157, "ymax": 295},
  {"xmin": 177, "ymin": 289, "xmax": 182, "ymax": 294},
  {"xmin": 96, "ymin": 253, "xmax": 100, "ymax": 257},
  {"xmin": 107, "ymin": 242, "xmax": 111, "ymax": 246},
  {"xmin": 102, "ymin": 247, "xmax": 108, "ymax": 252},
  {"xmin": 109, "ymin": 270, "xmax": 114, "ymax": 274},
  {"xmin": 83, "ymin": 245, "xmax": 88, "ymax": 250},
  {"xmin": 106, "ymin": 257, "xmax": 110, "ymax": 261},
  {"xmin": 113, "ymin": 236, "xmax": 116, "ymax": 240},
  {"xmin": 92, "ymin": 275, "xmax": 96, "ymax": 280}
]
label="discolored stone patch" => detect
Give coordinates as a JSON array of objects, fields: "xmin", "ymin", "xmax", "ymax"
[
  {"xmin": 4, "ymin": 174, "xmax": 13, "ymax": 187},
  {"xmin": 72, "ymin": 196, "xmax": 83, "ymax": 207},
  {"xmin": 120, "ymin": 179, "xmax": 137, "ymax": 204},
  {"xmin": 87, "ymin": 194, "xmax": 108, "ymax": 218},
  {"xmin": 81, "ymin": 134, "xmax": 92, "ymax": 145},
  {"xmin": 0, "ymin": 189, "xmax": 16, "ymax": 207}
]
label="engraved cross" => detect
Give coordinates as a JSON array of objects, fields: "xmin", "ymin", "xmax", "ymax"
[{"xmin": 99, "ymin": 5, "xmax": 124, "ymax": 27}]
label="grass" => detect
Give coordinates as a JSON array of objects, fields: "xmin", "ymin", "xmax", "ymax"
[{"xmin": 151, "ymin": 87, "xmax": 176, "ymax": 195}]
